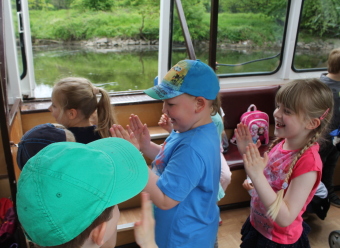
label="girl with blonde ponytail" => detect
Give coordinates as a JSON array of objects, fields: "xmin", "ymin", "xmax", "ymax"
[
  {"xmin": 235, "ymin": 79, "xmax": 333, "ymax": 247},
  {"xmin": 49, "ymin": 77, "xmax": 116, "ymax": 143}
]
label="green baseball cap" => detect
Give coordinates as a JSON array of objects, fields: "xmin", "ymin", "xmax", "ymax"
[{"xmin": 16, "ymin": 137, "xmax": 148, "ymax": 246}]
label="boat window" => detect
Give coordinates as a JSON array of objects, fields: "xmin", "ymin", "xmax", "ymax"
[
  {"xmin": 292, "ymin": 0, "xmax": 340, "ymax": 71},
  {"xmin": 26, "ymin": 1, "xmax": 161, "ymax": 98},
  {"xmin": 11, "ymin": 0, "xmax": 25, "ymax": 77},
  {"xmin": 170, "ymin": 0, "xmax": 289, "ymax": 76}
]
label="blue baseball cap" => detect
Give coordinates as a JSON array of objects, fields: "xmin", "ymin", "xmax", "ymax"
[
  {"xmin": 145, "ymin": 59, "xmax": 220, "ymax": 100},
  {"xmin": 17, "ymin": 123, "xmax": 67, "ymax": 170}
]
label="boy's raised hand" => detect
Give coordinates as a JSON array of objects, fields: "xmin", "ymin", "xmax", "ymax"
[
  {"xmin": 158, "ymin": 114, "xmax": 173, "ymax": 133},
  {"xmin": 235, "ymin": 123, "xmax": 261, "ymax": 155},
  {"xmin": 129, "ymin": 114, "xmax": 151, "ymax": 152},
  {"xmin": 134, "ymin": 192, "xmax": 158, "ymax": 248},
  {"xmin": 110, "ymin": 124, "xmax": 140, "ymax": 150},
  {"xmin": 243, "ymin": 143, "xmax": 268, "ymax": 181}
]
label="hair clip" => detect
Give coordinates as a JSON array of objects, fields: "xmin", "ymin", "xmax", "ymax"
[
  {"xmin": 282, "ymin": 182, "xmax": 288, "ymax": 190},
  {"xmin": 320, "ymin": 108, "xmax": 330, "ymax": 120}
]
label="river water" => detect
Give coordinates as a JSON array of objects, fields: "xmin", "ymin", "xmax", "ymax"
[{"xmin": 31, "ymin": 45, "xmax": 328, "ymax": 98}]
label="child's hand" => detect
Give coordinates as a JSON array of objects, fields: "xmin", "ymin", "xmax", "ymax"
[
  {"xmin": 242, "ymin": 179, "xmax": 254, "ymax": 191},
  {"xmin": 129, "ymin": 114, "xmax": 151, "ymax": 152},
  {"xmin": 158, "ymin": 114, "xmax": 173, "ymax": 133},
  {"xmin": 134, "ymin": 192, "xmax": 158, "ymax": 248},
  {"xmin": 110, "ymin": 124, "xmax": 140, "ymax": 150},
  {"xmin": 243, "ymin": 143, "xmax": 268, "ymax": 181},
  {"xmin": 235, "ymin": 123, "xmax": 261, "ymax": 155}
]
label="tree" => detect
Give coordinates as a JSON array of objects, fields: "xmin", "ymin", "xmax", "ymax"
[
  {"xmin": 129, "ymin": 0, "xmax": 159, "ymax": 39},
  {"xmin": 50, "ymin": 0, "xmax": 75, "ymax": 9},
  {"xmin": 300, "ymin": 0, "xmax": 340, "ymax": 37},
  {"xmin": 71, "ymin": 0, "xmax": 114, "ymax": 11},
  {"xmin": 28, "ymin": 0, "xmax": 54, "ymax": 10},
  {"xmin": 173, "ymin": 0, "xmax": 208, "ymax": 42}
]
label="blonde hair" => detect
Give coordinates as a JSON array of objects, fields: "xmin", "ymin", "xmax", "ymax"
[
  {"xmin": 327, "ymin": 48, "xmax": 340, "ymax": 74},
  {"xmin": 267, "ymin": 78, "xmax": 333, "ymax": 220},
  {"xmin": 211, "ymin": 93, "xmax": 221, "ymax": 116},
  {"xmin": 52, "ymin": 77, "xmax": 116, "ymax": 138}
]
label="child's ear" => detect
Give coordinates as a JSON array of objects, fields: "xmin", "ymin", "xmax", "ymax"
[
  {"xmin": 67, "ymin": 108, "xmax": 78, "ymax": 120},
  {"xmin": 306, "ymin": 118, "xmax": 321, "ymax": 130},
  {"xmin": 89, "ymin": 222, "xmax": 107, "ymax": 246},
  {"xmin": 195, "ymin": 97, "xmax": 206, "ymax": 113}
]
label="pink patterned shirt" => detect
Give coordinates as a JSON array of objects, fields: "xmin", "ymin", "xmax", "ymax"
[{"xmin": 250, "ymin": 140, "xmax": 322, "ymax": 244}]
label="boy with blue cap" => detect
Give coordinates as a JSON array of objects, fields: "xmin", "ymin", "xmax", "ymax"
[
  {"xmin": 16, "ymin": 137, "xmax": 157, "ymax": 248},
  {"xmin": 111, "ymin": 59, "xmax": 221, "ymax": 248}
]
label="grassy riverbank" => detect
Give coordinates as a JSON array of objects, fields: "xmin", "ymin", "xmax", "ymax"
[{"xmin": 29, "ymin": 9, "xmax": 282, "ymax": 45}]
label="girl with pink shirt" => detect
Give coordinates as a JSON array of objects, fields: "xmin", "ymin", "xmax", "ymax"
[{"xmin": 236, "ymin": 79, "xmax": 333, "ymax": 247}]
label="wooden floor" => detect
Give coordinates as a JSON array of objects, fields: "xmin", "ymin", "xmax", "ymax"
[
  {"xmin": 117, "ymin": 192, "xmax": 340, "ymax": 248},
  {"xmin": 218, "ymin": 192, "xmax": 340, "ymax": 248}
]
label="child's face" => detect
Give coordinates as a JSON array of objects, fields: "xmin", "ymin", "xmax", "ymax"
[
  {"xmin": 102, "ymin": 205, "xmax": 120, "ymax": 246},
  {"xmin": 162, "ymin": 94, "xmax": 198, "ymax": 133},
  {"xmin": 273, "ymin": 103, "xmax": 311, "ymax": 147},
  {"xmin": 48, "ymin": 95, "xmax": 69, "ymax": 127}
]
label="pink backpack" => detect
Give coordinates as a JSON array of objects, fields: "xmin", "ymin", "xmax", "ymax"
[{"xmin": 230, "ymin": 104, "xmax": 269, "ymax": 145}]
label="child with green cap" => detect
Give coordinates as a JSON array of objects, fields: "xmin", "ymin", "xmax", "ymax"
[
  {"xmin": 16, "ymin": 137, "xmax": 157, "ymax": 248},
  {"xmin": 111, "ymin": 59, "xmax": 221, "ymax": 248}
]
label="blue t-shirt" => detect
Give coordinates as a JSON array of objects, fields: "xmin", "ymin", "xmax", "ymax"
[{"xmin": 151, "ymin": 122, "xmax": 220, "ymax": 248}]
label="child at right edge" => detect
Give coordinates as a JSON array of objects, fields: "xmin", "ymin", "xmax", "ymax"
[
  {"xmin": 235, "ymin": 79, "xmax": 333, "ymax": 247},
  {"xmin": 111, "ymin": 59, "xmax": 221, "ymax": 248}
]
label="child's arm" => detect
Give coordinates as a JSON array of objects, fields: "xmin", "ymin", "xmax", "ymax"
[
  {"xmin": 134, "ymin": 192, "xmax": 158, "ymax": 248},
  {"xmin": 158, "ymin": 113, "xmax": 173, "ymax": 133},
  {"xmin": 235, "ymin": 123, "xmax": 260, "ymax": 155},
  {"xmin": 244, "ymin": 143, "xmax": 317, "ymax": 227},
  {"xmin": 144, "ymin": 169, "xmax": 180, "ymax": 210}
]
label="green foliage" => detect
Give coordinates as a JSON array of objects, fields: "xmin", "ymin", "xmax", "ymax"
[
  {"xmin": 220, "ymin": 0, "xmax": 287, "ymax": 23},
  {"xmin": 299, "ymin": 0, "xmax": 340, "ymax": 37},
  {"xmin": 28, "ymin": 0, "xmax": 54, "ymax": 10},
  {"xmin": 29, "ymin": 9, "xmax": 159, "ymax": 41},
  {"xmin": 173, "ymin": 0, "xmax": 209, "ymax": 42},
  {"xmin": 217, "ymin": 13, "xmax": 282, "ymax": 45},
  {"xmin": 71, "ymin": 0, "xmax": 114, "ymax": 11},
  {"xmin": 29, "ymin": 0, "xmax": 337, "ymax": 45}
]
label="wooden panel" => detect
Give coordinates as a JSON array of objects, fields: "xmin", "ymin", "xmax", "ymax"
[
  {"xmin": 116, "ymin": 229, "xmax": 135, "ymax": 246},
  {"xmin": 0, "ymin": 178, "xmax": 11, "ymax": 198},
  {"xmin": 115, "ymin": 102, "xmax": 163, "ymax": 127},
  {"xmin": 10, "ymin": 111, "xmax": 23, "ymax": 143},
  {"xmin": 10, "ymin": 111, "xmax": 23, "ymax": 181},
  {"xmin": 218, "ymin": 169, "xmax": 250, "ymax": 206},
  {"xmin": 118, "ymin": 194, "xmax": 141, "ymax": 210},
  {"xmin": 116, "ymin": 207, "xmax": 141, "ymax": 246},
  {"xmin": 21, "ymin": 112, "xmax": 55, "ymax": 133}
]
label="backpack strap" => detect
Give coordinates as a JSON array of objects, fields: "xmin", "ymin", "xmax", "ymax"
[{"xmin": 247, "ymin": 104, "xmax": 257, "ymax": 112}]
